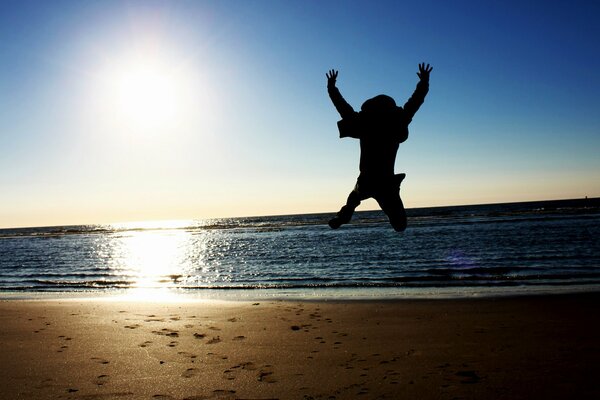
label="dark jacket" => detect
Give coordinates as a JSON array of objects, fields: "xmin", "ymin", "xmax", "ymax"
[{"xmin": 328, "ymin": 79, "xmax": 429, "ymax": 179}]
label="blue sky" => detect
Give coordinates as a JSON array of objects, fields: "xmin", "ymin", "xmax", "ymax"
[{"xmin": 0, "ymin": 0, "xmax": 598, "ymax": 228}]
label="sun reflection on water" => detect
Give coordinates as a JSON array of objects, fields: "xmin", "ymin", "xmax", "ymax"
[
  {"xmin": 108, "ymin": 224, "xmax": 193, "ymax": 300},
  {"xmin": 94, "ymin": 219, "xmax": 246, "ymax": 300}
]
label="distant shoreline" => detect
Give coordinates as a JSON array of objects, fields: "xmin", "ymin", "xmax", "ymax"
[{"xmin": 1, "ymin": 284, "xmax": 599, "ymax": 302}]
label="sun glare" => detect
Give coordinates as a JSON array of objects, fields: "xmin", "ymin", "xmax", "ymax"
[
  {"xmin": 92, "ymin": 50, "xmax": 204, "ymax": 136},
  {"xmin": 112, "ymin": 59, "xmax": 187, "ymax": 130},
  {"xmin": 115, "ymin": 64, "xmax": 177, "ymax": 125}
]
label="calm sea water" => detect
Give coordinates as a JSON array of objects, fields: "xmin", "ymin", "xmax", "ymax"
[{"xmin": 1, "ymin": 198, "xmax": 599, "ymax": 298}]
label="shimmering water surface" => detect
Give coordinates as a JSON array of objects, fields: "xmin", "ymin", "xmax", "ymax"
[{"xmin": 1, "ymin": 198, "xmax": 599, "ymax": 298}]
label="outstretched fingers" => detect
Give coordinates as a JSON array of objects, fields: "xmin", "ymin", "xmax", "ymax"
[
  {"xmin": 326, "ymin": 69, "xmax": 338, "ymax": 87},
  {"xmin": 417, "ymin": 63, "xmax": 432, "ymax": 79}
]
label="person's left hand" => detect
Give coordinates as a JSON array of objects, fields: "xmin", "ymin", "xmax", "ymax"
[{"xmin": 417, "ymin": 63, "xmax": 432, "ymax": 80}]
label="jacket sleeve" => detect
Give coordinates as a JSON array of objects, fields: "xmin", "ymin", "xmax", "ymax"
[
  {"xmin": 328, "ymin": 85, "xmax": 357, "ymax": 120},
  {"xmin": 402, "ymin": 79, "xmax": 429, "ymax": 123}
]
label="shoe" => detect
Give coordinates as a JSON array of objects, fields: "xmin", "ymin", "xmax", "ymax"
[{"xmin": 328, "ymin": 217, "xmax": 343, "ymax": 229}]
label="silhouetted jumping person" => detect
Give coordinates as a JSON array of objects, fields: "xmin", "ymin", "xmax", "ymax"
[{"xmin": 327, "ymin": 63, "xmax": 432, "ymax": 231}]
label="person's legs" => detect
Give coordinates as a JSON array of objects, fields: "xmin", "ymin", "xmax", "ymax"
[
  {"xmin": 375, "ymin": 182, "xmax": 407, "ymax": 232},
  {"xmin": 328, "ymin": 183, "xmax": 364, "ymax": 229}
]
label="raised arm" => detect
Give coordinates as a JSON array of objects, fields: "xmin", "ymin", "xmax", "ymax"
[
  {"xmin": 326, "ymin": 69, "xmax": 356, "ymax": 119},
  {"xmin": 403, "ymin": 63, "xmax": 432, "ymax": 121}
]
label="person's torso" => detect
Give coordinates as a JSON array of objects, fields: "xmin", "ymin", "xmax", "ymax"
[{"xmin": 357, "ymin": 111, "xmax": 408, "ymax": 176}]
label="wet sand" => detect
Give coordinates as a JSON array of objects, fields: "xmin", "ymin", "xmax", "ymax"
[{"xmin": 1, "ymin": 293, "xmax": 598, "ymax": 399}]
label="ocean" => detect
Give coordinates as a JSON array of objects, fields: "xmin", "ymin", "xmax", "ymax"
[{"xmin": 1, "ymin": 198, "xmax": 599, "ymax": 299}]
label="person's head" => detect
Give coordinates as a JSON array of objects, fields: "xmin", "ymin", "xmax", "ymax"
[{"xmin": 360, "ymin": 94, "xmax": 397, "ymax": 114}]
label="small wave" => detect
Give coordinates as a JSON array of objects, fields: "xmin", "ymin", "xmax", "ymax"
[
  {"xmin": 31, "ymin": 279, "xmax": 135, "ymax": 288},
  {"xmin": 1, "ymin": 270, "xmax": 599, "ymax": 292}
]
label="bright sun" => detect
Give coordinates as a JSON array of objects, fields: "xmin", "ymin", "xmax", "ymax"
[
  {"xmin": 115, "ymin": 62, "xmax": 179, "ymax": 126},
  {"xmin": 96, "ymin": 54, "xmax": 197, "ymax": 134}
]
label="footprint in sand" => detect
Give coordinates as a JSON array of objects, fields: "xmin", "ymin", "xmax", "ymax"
[
  {"xmin": 239, "ymin": 361, "xmax": 256, "ymax": 370},
  {"xmin": 223, "ymin": 370, "xmax": 236, "ymax": 381},
  {"xmin": 152, "ymin": 328, "xmax": 179, "ymax": 337},
  {"xmin": 91, "ymin": 357, "xmax": 110, "ymax": 365},
  {"xmin": 193, "ymin": 333, "xmax": 206, "ymax": 339},
  {"xmin": 223, "ymin": 361, "xmax": 257, "ymax": 380},
  {"xmin": 58, "ymin": 335, "xmax": 73, "ymax": 347},
  {"xmin": 181, "ymin": 368, "xmax": 199, "ymax": 378},
  {"xmin": 232, "ymin": 335, "xmax": 246, "ymax": 341},
  {"xmin": 357, "ymin": 387, "xmax": 370, "ymax": 395},
  {"xmin": 167, "ymin": 341, "xmax": 178, "ymax": 348},
  {"xmin": 124, "ymin": 324, "xmax": 141, "ymax": 330},
  {"xmin": 456, "ymin": 370, "xmax": 481, "ymax": 384},
  {"xmin": 207, "ymin": 336, "xmax": 221, "ymax": 344},
  {"xmin": 293, "ymin": 324, "xmax": 311, "ymax": 332},
  {"xmin": 94, "ymin": 374, "xmax": 109, "ymax": 386},
  {"xmin": 177, "ymin": 351, "xmax": 198, "ymax": 361},
  {"xmin": 309, "ymin": 312, "xmax": 323, "ymax": 321},
  {"xmin": 257, "ymin": 365, "xmax": 276, "ymax": 383},
  {"xmin": 223, "ymin": 364, "xmax": 253, "ymax": 381},
  {"xmin": 139, "ymin": 341, "xmax": 153, "ymax": 348}
]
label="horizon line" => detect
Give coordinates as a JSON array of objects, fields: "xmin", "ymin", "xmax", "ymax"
[{"xmin": 2, "ymin": 196, "xmax": 597, "ymax": 231}]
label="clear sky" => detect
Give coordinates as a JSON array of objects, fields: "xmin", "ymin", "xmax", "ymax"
[{"xmin": 1, "ymin": 0, "xmax": 598, "ymax": 228}]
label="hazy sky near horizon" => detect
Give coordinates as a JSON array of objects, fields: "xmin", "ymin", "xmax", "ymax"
[{"xmin": 1, "ymin": 0, "xmax": 598, "ymax": 228}]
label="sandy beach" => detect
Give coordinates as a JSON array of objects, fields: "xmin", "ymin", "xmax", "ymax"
[{"xmin": 1, "ymin": 293, "xmax": 598, "ymax": 399}]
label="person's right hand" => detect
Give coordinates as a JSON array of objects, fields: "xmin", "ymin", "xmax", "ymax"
[{"xmin": 326, "ymin": 69, "xmax": 338, "ymax": 87}]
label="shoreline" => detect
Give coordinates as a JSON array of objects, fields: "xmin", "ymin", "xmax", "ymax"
[
  {"xmin": 2, "ymin": 293, "xmax": 598, "ymax": 399},
  {"xmin": 1, "ymin": 284, "xmax": 599, "ymax": 302}
]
